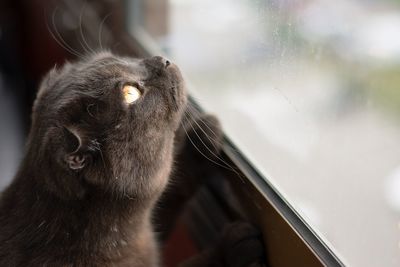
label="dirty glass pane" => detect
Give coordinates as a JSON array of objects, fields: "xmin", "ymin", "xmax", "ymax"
[{"xmin": 128, "ymin": 0, "xmax": 400, "ymax": 266}]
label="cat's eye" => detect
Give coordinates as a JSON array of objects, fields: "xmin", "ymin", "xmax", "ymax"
[{"xmin": 122, "ymin": 84, "xmax": 142, "ymax": 104}]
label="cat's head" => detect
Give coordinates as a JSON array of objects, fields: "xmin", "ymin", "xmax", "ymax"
[{"xmin": 28, "ymin": 52, "xmax": 187, "ymax": 200}]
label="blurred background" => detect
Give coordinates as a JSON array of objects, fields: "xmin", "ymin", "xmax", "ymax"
[{"xmin": 1, "ymin": 0, "xmax": 400, "ymax": 266}]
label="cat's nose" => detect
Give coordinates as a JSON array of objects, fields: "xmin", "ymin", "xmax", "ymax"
[{"xmin": 146, "ymin": 56, "xmax": 171, "ymax": 69}]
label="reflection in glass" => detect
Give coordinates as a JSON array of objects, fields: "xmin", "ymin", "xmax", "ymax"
[{"xmin": 129, "ymin": 0, "xmax": 400, "ymax": 266}]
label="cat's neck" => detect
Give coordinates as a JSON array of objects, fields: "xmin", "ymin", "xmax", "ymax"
[{"xmin": 11, "ymin": 165, "xmax": 153, "ymax": 219}]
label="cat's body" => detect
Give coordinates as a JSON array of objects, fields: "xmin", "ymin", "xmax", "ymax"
[
  {"xmin": 0, "ymin": 177, "xmax": 158, "ymax": 266},
  {"xmin": 0, "ymin": 52, "xmax": 185, "ymax": 266},
  {"xmin": 0, "ymin": 52, "xmax": 265, "ymax": 267}
]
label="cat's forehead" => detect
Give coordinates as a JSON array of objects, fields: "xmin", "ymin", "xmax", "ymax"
[
  {"xmin": 88, "ymin": 52, "xmax": 136, "ymax": 66},
  {"xmin": 74, "ymin": 52, "xmax": 146, "ymax": 80}
]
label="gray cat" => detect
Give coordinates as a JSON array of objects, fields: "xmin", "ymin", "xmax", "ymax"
[{"xmin": 0, "ymin": 52, "xmax": 265, "ymax": 266}]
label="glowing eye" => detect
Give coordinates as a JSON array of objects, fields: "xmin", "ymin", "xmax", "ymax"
[{"xmin": 123, "ymin": 85, "xmax": 141, "ymax": 104}]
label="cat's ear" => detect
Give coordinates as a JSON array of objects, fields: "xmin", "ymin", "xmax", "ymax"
[
  {"xmin": 36, "ymin": 63, "xmax": 71, "ymax": 99},
  {"xmin": 63, "ymin": 126, "xmax": 90, "ymax": 170}
]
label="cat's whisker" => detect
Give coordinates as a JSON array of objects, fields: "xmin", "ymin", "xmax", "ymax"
[
  {"xmin": 183, "ymin": 114, "xmax": 219, "ymax": 158},
  {"xmin": 184, "ymin": 106, "xmax": 227, "ymax": 153},
  {"xmin": 180, "ymin": 120, "xmax": 237, "ymax": 174},
  {"xmin": 186, "ymin": 104, "xmax": 242, "ymax": 154},
  {"xmin": 182, "ymin": 113, "xmax": 224, "ymax": 161},
  {"xmin": 186, "ymin": 105, "xmax": 220, "ymax": 138},
  {"xmin": 79, "ymin": 2, "xmax": 96, "ymax": 55},
  {"xmin": 181, "ymin": 114, "xmax": 241, "ymax": 177},
  {"xmin": 98, "ymin": 13, "xmax": 112, "ymax": 51},
  {"xmin": 77, "ymin": 36, "xmax": 91, "ymax": 58},
  {"xmin": 183, "ymin": 112, "xmax": 220, "ymax": 153},
  {"xmin": 184, "ymin": 109, "xmax": 220, "ymax": 151},
  {"xmin": 86, "ymin": 104, "xmax": 96, "ymax": 118},
  {"xmin": 47, "ymin": 7, "xmax": 84, "ymax": 58},
  {"xmin": 90, "ymin": 139, "xmax": 108, "ymax": 174}
]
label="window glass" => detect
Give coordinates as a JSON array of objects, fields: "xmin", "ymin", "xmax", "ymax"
[{"xmin": 128, "ymin": 1, "xmax": 400, "ymax": 266}]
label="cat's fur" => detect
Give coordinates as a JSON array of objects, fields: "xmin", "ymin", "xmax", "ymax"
[{"xmin": 0, "ymin": 52, "xmax": 265, "ymax": 267}]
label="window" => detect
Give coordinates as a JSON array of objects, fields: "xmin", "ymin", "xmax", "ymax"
[{"xmin": 127, "ymin": 1, "xmax": 400, "ymax": 266}]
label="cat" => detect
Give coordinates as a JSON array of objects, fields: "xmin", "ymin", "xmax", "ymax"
[{"xmin": 0, "ymin": 51, "xmax": 265, "ymax": 266}]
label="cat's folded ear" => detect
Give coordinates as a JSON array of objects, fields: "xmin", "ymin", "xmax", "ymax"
[
  {"xmin": 39, "ymin": 125, "xmax": 92, "ymax": 199},
  {"xmin": 62, "ymin": 126, "xmax": 92, "ymax": 171},
  {"xmin": 37, "ymin": 63, "xmax": 72, "ymax": 97}
]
